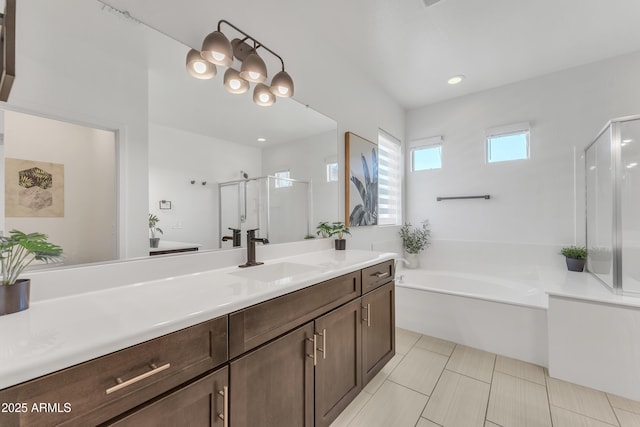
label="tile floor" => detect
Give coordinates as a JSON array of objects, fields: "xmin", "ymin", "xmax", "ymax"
[{"xmin": 330, "ymin": 328, "xmax": 640, "ymax": 427}]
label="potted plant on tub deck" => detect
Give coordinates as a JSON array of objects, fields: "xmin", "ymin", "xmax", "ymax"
[
  {"xmin": 0, "ymin": 230, "xmax": 63, "ymax": 316},
  {"xmin": 561, "ymin": 246, "xmax": 587, "ymax": 272},
  {"xmin": 399, "ymin": 220, "xmax": 431, "ymax": 269},
  {"xmin": 149, "ymin": 213, "xmax": 163, "ymax": 248}
]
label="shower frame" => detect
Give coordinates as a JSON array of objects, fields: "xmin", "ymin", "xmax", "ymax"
[
  {"xmin": 584, "ymin": 114, "xmax": 640, "ymax": 295},
  {"xmin": 218, "ymin": 175, "xmax": 313, "ymax": 247}
]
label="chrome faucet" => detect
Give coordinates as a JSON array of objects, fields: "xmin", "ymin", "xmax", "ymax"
[
  {"xmin": 221, "ymin": 227, "xmax": 242, "ymax": 247},
  {"xmin": 239, "ymin": 228, "xmax": 269, "ymax": 268}
]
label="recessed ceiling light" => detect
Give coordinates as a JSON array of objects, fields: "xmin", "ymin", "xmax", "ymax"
[
  {"xmin": 622, "ymin": 139, "xmax": 632, "ymax": 146},
  {"xmin": 626, "ymin": 162, "xmax": 638, "ymax": 169},
  {"xmin": 257, "ymin": 137, "xmax": 266, "ymax": 142},
  {"xmin": 447, "ymin": 75, "xmax": 465, "ymax": 85}
]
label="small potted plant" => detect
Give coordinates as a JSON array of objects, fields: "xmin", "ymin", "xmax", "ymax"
[
  {"xmin": 561, "ymin": 246, "xmax": 587, "ymax": 272},
  {"xmin": 149, "ymin": 213, "xmax": 163, "ymax": 248},
  {"xmin": 329, "ymin": 222, "xmax": 351, "ymax": 250},
  {"xmin": 316, "ymin": 221, "xmax": 332, "ymax": 239},
  {"xmin": 399, "ymin": 220, "xmax": 431, "ymax": 268},
  {"xmin": 317, "ymin": 221, "xmax": 351, "ymax": 250},
  {"xmin": 0, "ymin": 230, "xmax": 63, "ymax": 316}
]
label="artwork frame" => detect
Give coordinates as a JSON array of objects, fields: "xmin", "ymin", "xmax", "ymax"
[
  {"xmin": 345, "ymin": 132, "xmax": 378, "ymax": 227},
  {"xmin": 5, "ymin": 158, "xmax": 65, "ymax": 217}
]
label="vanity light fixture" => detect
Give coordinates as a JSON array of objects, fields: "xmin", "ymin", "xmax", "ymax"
[
  {"xmin": 186, "ymin": 49, "xmax": 217, "ymax": 79},
  {"xmin": 187, "ymin": 20, "xmax": 295, "ymax": 106}
]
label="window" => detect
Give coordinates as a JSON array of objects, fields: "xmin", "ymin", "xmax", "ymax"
[
  {"xmin": 412, "ymin": 145, "xmax": 442, "ymax": 171},
  {"xmin": 486, "ymin": 122, "xmax": 530, "ymax": 163},
  {"xmin": 378, "ymin": 130, "xmax": 402, "ymax": 225},
  {"xmin": 274, "ymin": 170, "xmax": 292, "ymax": 188},
  {"xmin": 326, "ymin": 162, "xmax": 338, "ymax": 182}
]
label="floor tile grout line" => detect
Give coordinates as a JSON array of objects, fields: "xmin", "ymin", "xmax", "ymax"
[
  {"xmin": 386, "ymin": 377, "xmax": 433, "ymax": 398},
  {"xmin": 417, "ymin": 339, "xmax": 454, "ymax": 427},
  {"xmin": 483, "ymin": 350, "xmax": 498, "ymax": 426},
  {"xmin": 442, "ymin": 367, "xmax": 492, "ymax": 385},
  {"xmin": 493, "ymin": 368, "xmax": 548, "ymax": 387},
  {"xmin": 604, "ymin": 393, "xmax": 623, "ymax": 427},
  {"xmin": 543, "ymin": 366, "xmax": 556, "ymax": 427},
  {"xmin": 549, "ymin": 403, "xmax": 621, "ymax": 427},
  {"xmin": 342, "ymin": 390, "xmax": 373, "ymax": 427}
]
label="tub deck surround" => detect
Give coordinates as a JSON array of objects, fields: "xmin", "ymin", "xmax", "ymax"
[{"xmin": 0, "ymin": 249, "xmax": 395, "ymax": 390}]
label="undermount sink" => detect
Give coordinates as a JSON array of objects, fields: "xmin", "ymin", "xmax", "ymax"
[{"xmin": 229, "ymin": 262, "xmax": 323, "ymax": 283}]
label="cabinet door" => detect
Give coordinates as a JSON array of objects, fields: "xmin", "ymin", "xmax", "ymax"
[
  {"xmin": 230, "ymin": 322, "xmax": 315, "ymax": 427},
  {"xmin": 105, "ymin": 366, "xmax": 228, "ymax": 427},
  {"xmin": 362, "ymin": 281, "xmax": 395, "ymax": 385},
  {"xmin": 314, "ymin": 299, "xmax": 362, "ymax": 427}
]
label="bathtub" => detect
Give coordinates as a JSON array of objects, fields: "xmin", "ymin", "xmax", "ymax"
[{"xmin": 395, "ymin": 269, "xmax": 549, "ymax": 366}]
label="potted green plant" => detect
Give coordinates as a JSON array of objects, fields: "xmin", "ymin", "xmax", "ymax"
[
  {"xmin": 0, "ymin": 230, "xmax": 62, "ymax": 316},
  {"xmin": 149, "ymin": 213, "xmax": 163, "ymax": 248},
  {"xmin": 317, "ymin": 221, "xmax": 351, "ymax": 250},
  {"xmin": 399, "ymin": 220, "xmax": 431, "ymax": 268},
  {"xmin": 561, "ymin": 246, "xmax": 587, "ymax": 272}
]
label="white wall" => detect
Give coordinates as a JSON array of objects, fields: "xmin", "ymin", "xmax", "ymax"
[
  {"xmin": 148, "ymin": 123, "xmax": 262, "ymax": 250},
  {"xmin": 4, "ymin": 111, "xmax": 117, "ymax": 265},
  {"xmin": 262, "ymin": 130, "xmax": 339, "ymax": 229},
  {"xmin": 405, "ymin": 50, "xmax": 640, "ymax": 269}
]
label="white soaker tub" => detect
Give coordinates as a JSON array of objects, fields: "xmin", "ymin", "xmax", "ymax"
[{"xmin": 395, "ymin": 269, "xmax": 549, "ymax": 366}]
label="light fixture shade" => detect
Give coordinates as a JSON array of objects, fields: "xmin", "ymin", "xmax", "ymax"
[
  {"xmin": 201, "ymin": 31, "xmax": 233, "ymax": 66},
  {"xmin": 240, "ymin": 52, "xmax": 267, "ymax": 83},
  {"xmin": 269, "ymin": 70, "xmax": 294, "ymax": 97},
  {"xmin": 253, "ymin": 83, "xmax": 276, "ymax": 106},
  {"xmin": 186, "ymin": 49, "xmax": 216, "ymax": 79},
  {"xmin": 223, "ymin": 68, "xmax": 249, "ymax": 94}
]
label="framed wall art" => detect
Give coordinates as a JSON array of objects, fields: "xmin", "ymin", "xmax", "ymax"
[
  {"xmin": 345, "ymin": 132, "xmax": 378, "ymax": 226},
  {"xmin": 5, "ymin": 158, "xmax": 64, "ymax": 217}
]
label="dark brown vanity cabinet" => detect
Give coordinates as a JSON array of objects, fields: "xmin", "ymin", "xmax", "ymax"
[
  {"xmin": 0, "ymin": 316, "xmax": 228, "ymax": 427},
  {"xmin": 105, "ymin": 366, "xmax": 229, "ymax": 427},
  {"xmin": 314, "ymin": 298, "xmax": 362, "ymax": 427},
  {"xmin": 229, "ymin": 323, "xmax": 315, "ymax": 427},
  {"xmin": 0, "ymin": 260, "xmax": 395, "ymax": 427},
  {"xmin": 361, "ymin": 281, "xmax": 395, "ymax": 385}
]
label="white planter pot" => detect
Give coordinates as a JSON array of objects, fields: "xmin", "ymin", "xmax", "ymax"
[{"xmin": 405, "ymin": 253, "xmax": 420, "ymax": 269}]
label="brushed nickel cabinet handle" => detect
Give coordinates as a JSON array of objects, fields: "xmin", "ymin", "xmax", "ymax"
[
  {"xmin": 367, "ymin": 303, "xmax": 371, "ymax": 327},
  {"xmin": 307, "ymin": 335, "xmax": 317, "ymax": 366},
  {"xmin": 217, "ymin": 385, "xmax": 229, "ymax": 427},
  {"xmin": 317, "ymin": 328, "xmax": 327, "ymax": 360},
  {"xmin": 374, "ymin": 271, "xmax": 390, "ymax": 279},
  {"xmin": 106, "ymin": 362, "xmax": 171, "ymax": 395}
]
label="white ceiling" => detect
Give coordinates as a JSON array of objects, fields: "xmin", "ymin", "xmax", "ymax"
[{"xmin": 102, "ymin": 0, "xmax": 640, "ymax": 110}]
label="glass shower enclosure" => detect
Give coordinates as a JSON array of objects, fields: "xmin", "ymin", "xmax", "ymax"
[
  {"xmin": 218, "ymin": 175, "xmax": 312, "ymax": 248},
  {"xmin": 585, "ymin": 115, "xmax": 640, "ymax": 295}
]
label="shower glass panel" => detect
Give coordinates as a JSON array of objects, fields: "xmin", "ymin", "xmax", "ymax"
[
  {"xmin": 218, "ymin": 176, "xmax": 311, "ymax": 248},
  {"xmin": 585, "ymin": 115, "xmax": 640, "ymax": 295},
  {"xmin": 620, "ymin": 119, "xmax": 640, "ymax": 294},
  {"xmin": 585, "ymin": 128, "xmax": 614, "ymax": 290}
]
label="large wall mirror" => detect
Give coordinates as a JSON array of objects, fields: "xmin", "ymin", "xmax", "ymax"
[{"xmin": 0, "ymin": 0, "xmax": 339, "ymax": 267}]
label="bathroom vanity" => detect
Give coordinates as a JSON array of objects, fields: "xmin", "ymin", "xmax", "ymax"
[{"xmin": 0, "ymin": 251, "xmax": 395, "ymax": 427}]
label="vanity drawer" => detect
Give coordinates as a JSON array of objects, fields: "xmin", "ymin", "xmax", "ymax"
[
  {"xmin": 229, "ymin": 271, "xmax": 361, "ymax": 358},
  {"xmin": 0, "ymin": 316, "xmax": 228, "ymax": 427},
  {"xmin": 362, "ymin": 260, "xmax": 394, "ymax": 293}
]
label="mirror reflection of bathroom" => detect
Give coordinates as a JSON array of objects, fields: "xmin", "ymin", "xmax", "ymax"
[
  {"xmin": 218, "ymin": 173, "xmax": 311, "ymax": 248},
  {"xmin": 0, "ymin": 107, "xmax": 117, "ymax": 265}
]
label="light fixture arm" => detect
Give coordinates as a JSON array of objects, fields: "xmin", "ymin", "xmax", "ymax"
[{"xmin": 218, "ymin": 19, "xmax": 286, "ymax": 72}]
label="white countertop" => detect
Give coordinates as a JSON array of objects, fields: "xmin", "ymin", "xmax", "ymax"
[{"xmin": 0, "ymin": 249, "xmax": 395, "ymax": 389}]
